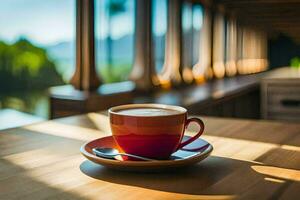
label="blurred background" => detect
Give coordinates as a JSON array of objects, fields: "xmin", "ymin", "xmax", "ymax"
[
  {"xmin": 0, "ymin": 0, "xmax": 300, "ymax": 129},
  {"xmin": 0, "ymin": 0, "xmax": 137, "ymax": 119}
]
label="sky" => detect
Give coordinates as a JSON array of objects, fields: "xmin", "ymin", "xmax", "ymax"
[
  {"xmin": 95, "ymin": 0, "xmax": 168, "ymax": 40},
  {"xmin": 0, "ymin": 0, "xmax": 139, "ymax": 45},
  {"xmin": 95, "ymin": 0, "xmax": 135, "ymax": 40},
  {"xmin": 0, "ymin": 0, "xmax": 75, "ymax": 46},
  {"xmin": 152, "ymin": 0, "xmax": 167, "ymax": 36},
  {"xmin": 0, "ymin": 0, "xmax": 179, "ymax": 46},
  {"xmin": 182, "ymin": 2, "xmax": 203, "ymax": 32}
]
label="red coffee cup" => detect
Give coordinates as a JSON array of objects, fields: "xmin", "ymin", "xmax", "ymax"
[{"xmin": 109, "ymin": 104, "xmax": 205, "ymax": 160}]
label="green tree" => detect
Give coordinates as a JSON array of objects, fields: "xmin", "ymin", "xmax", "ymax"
[{"xmin": 0, "ymin": 38, "xmax": 64, "ymax": 92}]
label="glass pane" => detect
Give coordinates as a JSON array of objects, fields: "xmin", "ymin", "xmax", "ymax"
[
  {"xmin": 182, "ymin": 3, "xmax": 204, "ymax": 68},
  {"xmin": 152, "ymin": 0, "xmax": 167, "ymax": 73},
  {"xmin": 192, "ymin": 4, "xmax": 203, "ymax": 65},
  {"xmin": 212, "ymin": 12, "xmax": 226, "ymax": 78},
  {"xmin": 224, "ymin": 18, "xmax": 228, "ymax": 64},
  {"xmin": 0, "ymin": 0, "xmax": 75, "ymax": 118},
  {"xmin": 182, "ymin": 2, "xmax": 193, "ymax": 69},
  {"xmin": 95, "ymin": 0, "xmax": 135, "ymax": 83}
]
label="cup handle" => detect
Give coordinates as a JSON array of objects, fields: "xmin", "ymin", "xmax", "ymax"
[{"xmin": 177, "ymin": 117, "xmax": 205, "ymax": 149}]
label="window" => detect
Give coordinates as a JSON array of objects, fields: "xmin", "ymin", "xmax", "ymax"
[
  {"xmin": 225, "ymin": 18, "xmax": 237, "ymax": 76},
  {"xmin": 0, "ymin": 0, "xmax": 75, "ymax": 118},
  {"xmin": 237, "ymin": 27, "xmax": 268, "ymax": 74},
  {"xmin": 95, "ymin": 0, "xmax": 135, "ymax": 83},
  {"xmin": 182, "ymin": 2, "xmax": 193, "ymax": 71},
  {"xmin": 192, "ymin": 7, "xmax": 212, "ymax": 83},
  {"xmin": 152, "ymin": 0, "xmax": 168, "ymax": 74},
  {"xmin": 192, "ymin": 4, "xmax": 203, "ymax": 66},
  {"xmin": 212, "ymin": 12, "xmax": 226, "ymax": 78},
  {"xmin": 181, "ymin": 2, "xmax": 204, "ymax": 83}
]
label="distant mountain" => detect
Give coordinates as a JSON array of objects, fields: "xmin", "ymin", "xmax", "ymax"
[
  {"xmin": 45, "ymin": 34, "xmax": 165, "ymax": 64},
  {"xmin": 45, "ymin": 34, "xmax": 135, "ymax": 63},
  {"xmin": 46, "ymin": 41, "xmax": 74, "ymax": 61},
  {"xmin": 96, "ymin": 34, "xmax": 134, "ymax": 64}
]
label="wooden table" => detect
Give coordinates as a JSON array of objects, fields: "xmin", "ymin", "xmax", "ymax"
[{"xmin": 1, "ymin": 113, "xmax": 299, "ymax": 199}]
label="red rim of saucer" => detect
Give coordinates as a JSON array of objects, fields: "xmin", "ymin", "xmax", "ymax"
[{"xmin": 80, "ymin": 135, "xmax": 213, "ymax": 165}]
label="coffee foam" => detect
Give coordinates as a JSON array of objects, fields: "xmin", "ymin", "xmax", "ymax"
[{"xmin": 116, "ymin": 108, "xmax": 181, "ymax": 116}]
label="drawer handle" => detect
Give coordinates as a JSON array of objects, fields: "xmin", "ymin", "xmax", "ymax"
[{"xmin": 281, "ymin": 99, "xmax": 300, "ymax": 107}]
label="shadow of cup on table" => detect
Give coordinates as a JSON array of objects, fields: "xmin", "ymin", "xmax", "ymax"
[{"xmin": 79, "ymin": 155, "xmax": 289, "ymax": 196}]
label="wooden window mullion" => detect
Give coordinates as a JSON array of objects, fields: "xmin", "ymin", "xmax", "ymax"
[{"xmin": 71, "ymin": 0, "xmax": 100, "ymax": 91}]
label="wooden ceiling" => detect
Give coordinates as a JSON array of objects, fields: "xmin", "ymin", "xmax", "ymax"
[{"xmin": 214, "ymin": 0, "xmax": 300, "ymax": 43}]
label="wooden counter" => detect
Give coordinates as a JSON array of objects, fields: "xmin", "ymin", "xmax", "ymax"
[
  {"xmin": 0, "ymin": 113, "xmax": 299, "ymax": 199},
  {"xmin": 135, "ymin": 73, "xmax": 266, "ymax": 118},
  {"xmin": 50, "ymin": 72, "xmax": 266, "ymax": 119}
]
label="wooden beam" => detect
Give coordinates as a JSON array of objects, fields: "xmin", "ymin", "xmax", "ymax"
[
  {"xmin": 70, "ymin": 0, "xmax": 100, "ymax": 91},
  {"xmin": 130, "ymin": 0, "xmax": 155, "ymax": 91},
  {"xmin": 213, "ymin": 0, "xmax": 300, "ymax": 42}
]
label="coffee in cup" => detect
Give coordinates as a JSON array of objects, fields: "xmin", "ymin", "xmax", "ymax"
[{"xmin": 109, "ymin": 104, "xmax": 204, "ymax": 160}]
